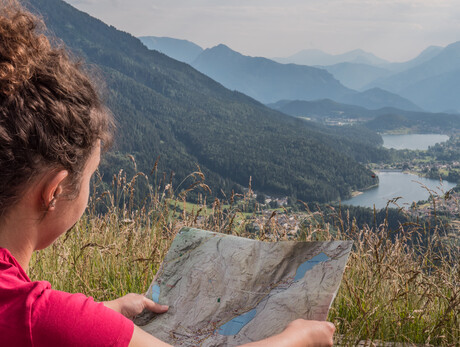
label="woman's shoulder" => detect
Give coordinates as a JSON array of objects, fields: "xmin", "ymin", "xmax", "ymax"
[
  {"xmin": 0, "ymin": 247, "xmax": 52, "ymax": 347},
  {"xmin": 30, "ymin": 288, "xmax": 134, "ymax": 346},
  {"xmin": 0, "ymin": 247, "xmax": 51, "ymax": 292},
  {"xmin": 0, "ymin": 249, "xmax": 133, "ymax": 346}
]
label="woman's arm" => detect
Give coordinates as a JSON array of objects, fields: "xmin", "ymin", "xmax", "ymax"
[{"xmin": 129, "ymin": 325, "xmax": 172, "ymax": 347}]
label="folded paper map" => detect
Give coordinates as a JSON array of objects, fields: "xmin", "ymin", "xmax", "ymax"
[{"xmin": 137, "ymin": 227, "xmax": 352, "ymax": 346}]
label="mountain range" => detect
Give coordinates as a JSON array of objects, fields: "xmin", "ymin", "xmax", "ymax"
[
  {"xmin": 141, "ymin": 35, "xmax": 460, "ymax": 113},
  {"xmin": 139, "ymin": 38, "xmax": 423, "ymax": 111},
  {"xmin": 28, "ymin": 0, "xmax": 385, "ymax": 203},
  {"xmin": 189, "ymin": 44, "xmax": 419, "ymax": 110}
]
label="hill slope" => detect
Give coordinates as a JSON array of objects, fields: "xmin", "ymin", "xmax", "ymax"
[
  {"xmin": 138, "ymin": 36, "xmax": 203, "ymax": 64},
  {"xmin": 28, "ymin": 0, "xmax": 380, "ymax": 202},
  {"xmin": 321, "ymin": 63, "xmax": 391, "ymax": 91}
]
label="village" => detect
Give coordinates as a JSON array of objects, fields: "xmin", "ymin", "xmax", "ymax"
[{"xmin": 246, "ymin": 187, "xmax": 460, "ymax": 241}]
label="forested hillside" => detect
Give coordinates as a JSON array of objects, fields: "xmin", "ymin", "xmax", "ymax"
[{"xmin": 28, "ymin": 0, "xmax": 381, "ymax": 202}]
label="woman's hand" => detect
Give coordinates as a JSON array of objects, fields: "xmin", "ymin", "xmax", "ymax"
[
  {"xmin": 241, "ymin": 319, "xmax": 335, "ymax": 347},
  {"xmin": 282, "ymin": 319, "xmax": 335, "ymax": 347},
  {"xmin": 103, "ymin": 293, "xmax": 168, "ymax": 319}
]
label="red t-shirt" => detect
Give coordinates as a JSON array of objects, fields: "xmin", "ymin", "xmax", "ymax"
[{"xmin": 0, "ymin": 248, "xmax": 134, "ymax": 346}]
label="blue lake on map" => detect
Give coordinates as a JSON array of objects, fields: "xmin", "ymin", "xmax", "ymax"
[
  {"xmin": 294, "ymin": 253, "xmax": 330, "ymax": 281},
  {"xmin": 218, "ymin": 309, "xmax": 257, "ymax": 336},
  {"xmin": 217, "ymin": 252, "xmax": 331, "ymax": 336},
  {"xmin": 152, "ymin": 284, "xmax": 161, "ymax": 303}
]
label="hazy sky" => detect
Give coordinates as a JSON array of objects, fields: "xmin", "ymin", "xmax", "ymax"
[{"xmin": 64, "ymin": 0, "xmax": 460, "ymax": 62}]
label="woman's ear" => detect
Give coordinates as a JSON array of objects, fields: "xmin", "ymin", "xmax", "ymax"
[{"xmin": 42, "ymin": 170, "xmax": 69, "ymax": 211}]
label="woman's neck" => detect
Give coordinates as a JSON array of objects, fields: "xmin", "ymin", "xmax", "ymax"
[{"xmin": 0, "ymin": 212, "xmax": 37, "ymax": 272}]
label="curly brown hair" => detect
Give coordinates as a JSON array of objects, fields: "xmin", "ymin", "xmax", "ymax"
[{"xmin": 0, "ymin": 0, "xmax": 113, "ymax": 218}]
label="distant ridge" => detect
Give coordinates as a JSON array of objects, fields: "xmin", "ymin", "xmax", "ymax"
[
  {"xmin": 273, "ymin": 48, "xmax": 388, "ymax": 66},
  {"xmin": 138, "ymin": 36, "xmax": 203, "ymax": 63}
]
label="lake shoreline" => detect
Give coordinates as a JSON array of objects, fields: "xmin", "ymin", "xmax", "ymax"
[{"xmin": 340, "ymin": 171, "xmax": 456, "ymax": 209}]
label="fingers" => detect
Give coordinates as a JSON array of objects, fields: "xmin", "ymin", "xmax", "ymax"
[{"xmin": 142, "ymin": 297, "xmax": 169, "ymax": 313}]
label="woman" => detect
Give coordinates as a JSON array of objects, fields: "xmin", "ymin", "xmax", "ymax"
[{"xmin": 0, "ymin": 1, "xmax": 335, "ymax": 346}]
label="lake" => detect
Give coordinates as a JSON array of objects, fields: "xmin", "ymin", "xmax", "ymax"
[
  {"xmin": 341, "ymin": 171, "xmax": 457, "ymax": 209},
  {"xmin": 381, "ymin": 134, "xmax": 449, "ymax": 150}
]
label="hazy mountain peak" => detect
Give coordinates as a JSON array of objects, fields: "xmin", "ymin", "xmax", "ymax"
[
  {"xmin": 206, "ymin": 43, "xmax": 239, "ymax": 55},
  {"xmin": 213, "ymin": 43, "xmax": 232, "ymax": 50},
  {"xmin": 198, "ymin": 44, "xmax": 246, "ymax": 62},
  {"xmin": 347, "ymin": 48, "xmax": 367, "ymax": 54}
]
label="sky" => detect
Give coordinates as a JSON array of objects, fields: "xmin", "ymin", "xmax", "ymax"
[{"xmin": 64, "ymin": 0, "xmax": 460, "ymax": 62}]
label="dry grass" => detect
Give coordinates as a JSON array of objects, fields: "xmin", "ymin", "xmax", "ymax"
[{"xmin": 29, "ymin": 166, "xmax": 459, "ymax": 346}]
